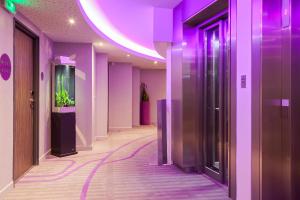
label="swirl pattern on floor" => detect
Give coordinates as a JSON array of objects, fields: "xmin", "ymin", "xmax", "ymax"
[{"xmin": 5, "ymin": 127, "xmax": 229, "ymax": 200}]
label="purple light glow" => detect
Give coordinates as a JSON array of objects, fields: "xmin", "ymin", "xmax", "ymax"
[{"xmin": 77, "ymin": 0, "xmax": 165, "ymax": 61}]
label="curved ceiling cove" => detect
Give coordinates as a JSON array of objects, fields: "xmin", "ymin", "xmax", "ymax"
[{"xmin": 77, "ymin": 0, "xmax": 165, "ymax": 61}]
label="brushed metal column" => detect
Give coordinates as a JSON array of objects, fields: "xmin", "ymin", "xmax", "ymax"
[
  {"xmin": 170, "ymin": 25, "xmax": 199, "ymax": 171},
  {"xmin": 157, "ymin": 99, "xmax": 167, "ymax": 165},
  {"xmin": 290, "ymin": 0, "xmax": 300, "ymax": 199},
  {"xmin": 252, "ymin": 0, "xmax": 300, "ymax": 199}
]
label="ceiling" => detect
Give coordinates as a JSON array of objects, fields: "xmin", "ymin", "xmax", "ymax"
[
  {"xmin": 16, "ymin": 0, "xmax": 183, "ymax": 69},
  {"xmin": 131, "ymin": 0, "xmax": 182, "ymax": 8}
]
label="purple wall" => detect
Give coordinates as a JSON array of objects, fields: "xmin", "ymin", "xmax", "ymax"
[
  {"xmin": 182, "ymin": 0, "xmax": 216, "ymax": 21},
  {"xmin": 153, "ymin": 8, "xmax": 173, "ymax": 43},
  {"xmin": 53, "ymin": 43, "xmax": 93, "ymax": 149},
  {"xmin": 132, "ymin": 67, "xmax": 141, "ymax": 126},
  {"xmin": 140, "ymin": 69, "xmax": 166, "ymax": 125},
  {"xmin": 95, "ymin": 54, "xmax": 108, "ymax": 138},
  {"xmin": 173, "ymin": 3, "xmax": 184, "ymax": 43},
  {"xmin": 108, "ymin": 65, "xmax": 165, "ymax": 128},
  {"xmin": 109, "ymin": 63, "xmax": 133, "ymax": 129},
  {"xmin": 38, "ymin": 29, "xmax": 53, "ymax": 159}
]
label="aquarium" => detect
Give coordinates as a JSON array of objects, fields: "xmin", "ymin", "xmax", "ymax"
[{"xmin": 54, "ymin": 65, "xmax": 75, "ymax": 107}]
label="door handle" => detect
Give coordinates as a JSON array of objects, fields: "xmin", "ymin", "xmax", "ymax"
[
  {"xmin": 281, "ymin": 99, "xmax": 289, "ymax": 107},
  {"xmin": 215, "ymin": 107, "xmax": 220, "ymax": 111},
  {"xmin": 281, "ymin": 99, "xmax": 289, "ymax": 119}
]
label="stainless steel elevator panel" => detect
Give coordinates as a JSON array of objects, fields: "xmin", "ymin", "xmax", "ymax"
[
  {"xmin": 157, "ymin": 99, "xmax": 167, "ymax": 165},
  {"xmin": 252, "ymin": 0, "xmax": 300, "ymax": 199},
  {"xmin": 170, "ymin": 42, "xmax": 184, "ymax": 167},
  {"xmin": 290, "ymin": 0, "xmax": 300, "ymax": 199},
  {"xmin": 261, "ymin": 0, "xmax": 285, "ymax": 199},
  {"xmin": 170, "ymin": 26, "xmax": 202, "ymax": 171}
]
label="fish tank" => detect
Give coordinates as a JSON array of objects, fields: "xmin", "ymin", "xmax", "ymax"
[
  {"xmin": 52, "ymin": 64, "xmax": 75, "ymax": 112},
  {"xmin": 51, "ymin": 63, "xmax": 77, "ymax": 157}
]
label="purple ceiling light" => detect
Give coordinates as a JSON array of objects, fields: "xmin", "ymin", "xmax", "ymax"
[{"xmin": 77, "ymin": 0, "xmax": 165, "ymax": 61}]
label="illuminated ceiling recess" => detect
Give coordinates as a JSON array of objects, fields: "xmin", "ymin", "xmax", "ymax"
[{"xmin": 77, "ymin": 0, "xmax": 165, "ymax": 62}]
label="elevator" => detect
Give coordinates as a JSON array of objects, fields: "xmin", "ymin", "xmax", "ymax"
[
  {"xmin": 170, "ymin": 0, "xmax": 233, "ymax": 198},
  {"xmin": 252, "ymin": 0, "xmax": 300, "ymax": 199}
]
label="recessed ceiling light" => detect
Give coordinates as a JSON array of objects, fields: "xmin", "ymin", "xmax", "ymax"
[
  {"xmin": 154, "ymin": 61, "xmax": 158, "ymax": 65},
  {"xmin": 95, "ymin": 42, "xmax": 104, "ymax": 47},
  {"xmin": 126, "ymin": 54, "xmax": 131, "ymax": 57},
  {"xmin": 68, "ymin": 18, "xmax": 75, "ymax": 25}
]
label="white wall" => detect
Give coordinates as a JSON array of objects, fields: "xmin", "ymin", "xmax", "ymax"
[
  {"xmin": 108, "ymin": 63, "xmax": 133, "ymax": 129},
  {"xmin": 236, "ymin": 0, "xmax": 252, "ymax": 199},
  {"xmin": 92, "ymin": 46, "xmax": 96, "ymax": 142},
  {"xmin": 0, "ymin": 10, "xmax": 53, "ymax": 196},
  {"xmin": 95, "ymin": 54, "xmax": 108, "ymax": 138},
  {"xmin": 166, "ymin": 48, "xmax": 173, "ymax": 164},
  {"xmin": 38, "ymin": 28, "xmax": 53, "ymax": 159},
  {"xmin": 140, "ymin": 69, "xmax": 166, "ymax": 125},
  {"xmin": 132, "ymin": 67, "xmax": 140, "ymax": 126},
  {"xmin": 0, "ymin": 8, "xmax": 14, "ymax": 197}
]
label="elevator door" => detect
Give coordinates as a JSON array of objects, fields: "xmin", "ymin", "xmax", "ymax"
[{"xmin": 203, "ymin": 20, "xmax": 228, "ymax": 183}]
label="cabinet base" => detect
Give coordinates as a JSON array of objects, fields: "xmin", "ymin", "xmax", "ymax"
[{"xmin": 51, "ymin": 151, "xmax": 78, "ymax": 157}]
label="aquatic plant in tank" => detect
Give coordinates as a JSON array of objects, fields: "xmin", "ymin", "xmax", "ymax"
[{"xmin": 55, "ymin": 65, "xmax": 75, "ymax": 107}]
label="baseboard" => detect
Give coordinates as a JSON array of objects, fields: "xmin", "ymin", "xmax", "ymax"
[
  {"xmin": 95, "ymin": 135, "xmax": 108, "ymax": 141},
  {"xmin": 109, "ymin": 127, "xmax": 133, "ymax": 132},
  {"xmin": 77, "ymin": 146, "xmax": 93, "ymax": 151},
  {"xmin": 0, "ymin": 181, "xmax": 13, "ymax": 198},
  {"xmin": 39, "ymin": 149, "xmax": 51, "ymax": 161}
]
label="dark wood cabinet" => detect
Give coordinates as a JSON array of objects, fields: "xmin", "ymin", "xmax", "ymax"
[{"xmin": 51, "ymin": 112, "xmax": 77, "ymax": 157}]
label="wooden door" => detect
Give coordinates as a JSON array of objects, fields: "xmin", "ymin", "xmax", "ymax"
[{"xmin": 14, "ymin": 28, "xmax": 34, "ymax": 181}]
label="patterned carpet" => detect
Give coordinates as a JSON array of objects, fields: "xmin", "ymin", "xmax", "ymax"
[{"xmin": 4, "ymin": 127, "xmax": 229, "ymax": 200}]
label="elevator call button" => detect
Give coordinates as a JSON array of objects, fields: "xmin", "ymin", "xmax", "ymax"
[{"xmin": 241, "ymin": 75, "xmax": 247, "ymax": 88}]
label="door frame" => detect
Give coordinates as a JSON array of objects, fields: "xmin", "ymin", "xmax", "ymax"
[
  {"xmin": 202, "ymin": 21, "xmax": 227, "ymax": 183},
  {"xmin": 13, "ymin": 19, "xmax": 40, "ymax": 182}
]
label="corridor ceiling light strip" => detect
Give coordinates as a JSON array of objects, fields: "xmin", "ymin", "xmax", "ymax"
[{"xmin": 77, "ymin": 0, "xmax": 165, "ymax": 61}]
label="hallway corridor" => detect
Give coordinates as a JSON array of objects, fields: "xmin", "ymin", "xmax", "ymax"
[{"xmin": 5, "ymin": 127, "xmax": 228, "ymax": 200}]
